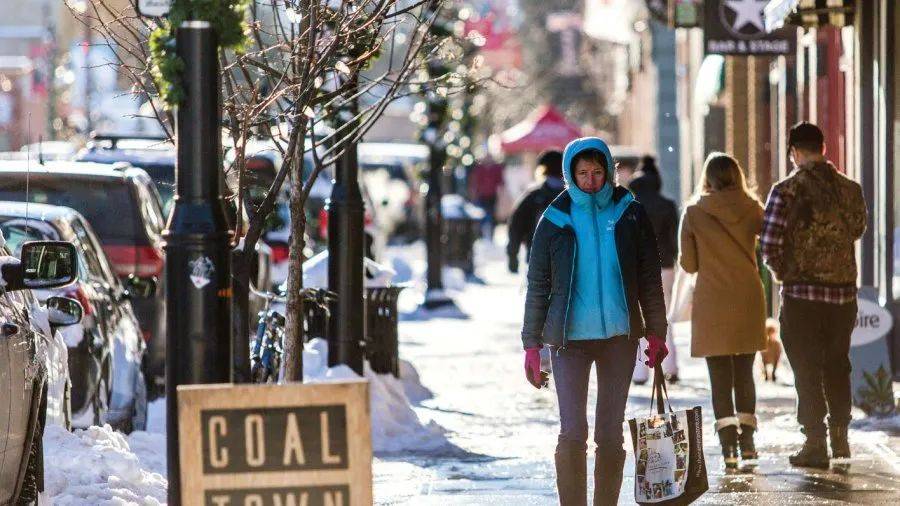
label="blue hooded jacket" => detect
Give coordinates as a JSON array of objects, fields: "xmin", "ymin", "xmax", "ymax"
[{"xmin": 541, "ymin": 138, "xmax": 633, "ymax": 340}]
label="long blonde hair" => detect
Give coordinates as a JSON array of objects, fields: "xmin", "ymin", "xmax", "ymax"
[{"xmin": 694, "ymin": 152, "xmax": 758, "ymax": 202}]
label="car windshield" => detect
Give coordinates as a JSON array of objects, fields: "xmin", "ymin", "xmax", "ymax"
[
  {"xmin": 361, "ymin": 162, "xmax": 409, "ymax": 182},
  {"xmin": 0, "ymin": 176, "xmax": 140, "ymax": 244},
  {"xmin": 131, "ymin": 162, "xmax": 175, "ymax": 208}
]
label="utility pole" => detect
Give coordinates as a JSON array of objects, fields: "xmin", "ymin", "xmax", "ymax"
[
  {"xmin": 163, "ymin": 21, "xmax": 232, "ymax": 505},
  {"xmin": 327, "ymin": 73, "xmax": 365, "ymax": 374}
]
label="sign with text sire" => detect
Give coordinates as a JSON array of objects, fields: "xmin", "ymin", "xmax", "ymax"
[
  {"xmin": 178, "ymin": 381, "xmax": 372, "ymax": 506},
  {"xmin": 704, "ymin": 0, "xmax": 796, "ymax": 56}
]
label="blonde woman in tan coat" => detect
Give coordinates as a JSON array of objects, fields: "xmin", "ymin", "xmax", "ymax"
[{"xmin": 679, "ymin": 153, "xmax": 766, "ymax": 469}]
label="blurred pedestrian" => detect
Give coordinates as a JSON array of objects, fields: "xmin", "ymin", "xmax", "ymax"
[
  {"xmin": 679, "ymin": 152, "xmax": 766, "ymax": 469},
  {"xmin": 761, "ymin": 122, "xmax": 866, "ymax": 469},
  {"xmin": 506, "ymin": 150, "xmax": 565, "ymax": 273},
  {"xmin": 469, "ymin": 157, "xmax": 505, "ymax": 240},
  {"xmin": 521, "ymin": 137, "xmax": 668, "ymax": 505},
  {"xmin": 629, "ymin": 156, "xmax": 680, "ymax": 384}
]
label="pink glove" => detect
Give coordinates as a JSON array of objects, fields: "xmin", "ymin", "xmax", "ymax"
[
  {"xmin": 524, "ymin": 347, "xmax": 547, "ymax": 389},
  {"xmin": 644, "ymin": 334, "xmax": 669, "ymax": 368}
]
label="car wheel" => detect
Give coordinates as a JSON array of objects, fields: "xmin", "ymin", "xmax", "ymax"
[
  {"xmin": 19, "ymin": 388, "xmax": 46, "ymax": 504},
  {"xmin": 92, "ymin": 361, "xmax": 110, "ymax": 427},
  {"xmin": 18, "ymin": 419, "xmax": 42, "ymax": 504},
  {"xmin": 128, "ymin": 367, "xmax": 148, "ymax": 433}
]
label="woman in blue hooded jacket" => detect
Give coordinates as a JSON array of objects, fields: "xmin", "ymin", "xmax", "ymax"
[{"xmin": 521, "ymin": 138, "xmax": 669, "ymax": 505}]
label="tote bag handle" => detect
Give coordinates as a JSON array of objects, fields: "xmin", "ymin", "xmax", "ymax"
[{"xmin": 649, "ymin": 365, "xmax": 673, "ymax": 415}]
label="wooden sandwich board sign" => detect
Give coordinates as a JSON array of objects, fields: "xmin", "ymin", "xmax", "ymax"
[{"xmin": 177, "ymin": 381, "xmax": 372, "ymax": 506}]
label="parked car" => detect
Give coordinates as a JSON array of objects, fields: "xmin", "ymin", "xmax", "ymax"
[
  {"xmin": 0, "ymin": 202, "xmax": 150, "ymax": 432},
  {"xmin": 0, "ymin": 160, "xmax": 168, "ymax": 393},
  {"xmin": 358, "ymin": 142, "xmax": 428, "ymax": 242},
  {"xmin": 75, "ymin": 134, "xmax": 177, "ymax": 215},
  {"xmin": 226, "ymin": 138, "xmax": 372, "ymax": 283},
  {"xmin": 0, "ymin": 239, "xmax": 81, "ymax": 503}
]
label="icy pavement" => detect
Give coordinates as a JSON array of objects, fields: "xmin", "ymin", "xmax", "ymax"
[{"xmin": 376, "ymin": 240, "xmax": 900, "ymax": 504}]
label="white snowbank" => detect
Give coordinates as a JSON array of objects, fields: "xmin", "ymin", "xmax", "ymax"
[
  {"xmin": 851, "ymin": 409, "xmax": 900, "ymax": 434},
  {"xmin": 43, "ymin": 336, "xmax": 442, "ymax": 501},
  {"xmin": 399, "ymin": 359, "xmax": 433, "ymax": 405},
  {"xmin": 43, "ymin": 424, "xmax": 166, "ymax": 504},
  {"xmin": 304, "ymin": 339, "xmax": 447, "ymax": 453}
]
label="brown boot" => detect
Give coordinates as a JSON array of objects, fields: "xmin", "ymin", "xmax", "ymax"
[
  {"xmin": 789, "ymin": 427, "xmax": 829, "ymax": 469},
  {"xmin": 555, "ymin": 440, "xmax": 587, "ymax": 506},
  {"xmin": 829, "ymin": 425, "xmax": 851, "ymax": 459},
  {"xmin": 716, "ymin": 417, "xmax": 740, "ymax": 469},
  {"xmin": 593, "ymin": 446, "xmax": 625, "ymax": 506}
]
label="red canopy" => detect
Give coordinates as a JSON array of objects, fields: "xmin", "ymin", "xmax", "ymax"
[{"xmin": 499, "ymin": 105, "xmax": 582, "ymax": 154}]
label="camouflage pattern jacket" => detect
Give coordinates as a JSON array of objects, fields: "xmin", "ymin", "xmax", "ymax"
[{"xmin": 765, "ymin": 160, "xmax": 866, "ymax": 287}]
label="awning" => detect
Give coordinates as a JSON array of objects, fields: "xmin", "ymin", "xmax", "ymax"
[
  {"xmin": 498, "ymin": 105, "xmax": 582, "ymax": 155},
  {"xmin": 765, "ymin": 0, "xmax": 855, "ymax": 32}
]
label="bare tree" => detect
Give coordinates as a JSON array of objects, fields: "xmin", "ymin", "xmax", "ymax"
[{"xmin": 69, "ymin": 0, "xmax": 454, "ymax": 381}]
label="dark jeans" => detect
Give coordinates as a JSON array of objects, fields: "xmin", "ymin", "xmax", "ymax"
[
  {"xmin": 551, "ymin": 337, "xmax": 638, "ymax": 452},
  {"xmin": 780, "ymin": 296, "xmax": 857, "ymax": 434},
  {"xmin": 705, "ymin": 354, "xmax": 756, "ymax": 421}
]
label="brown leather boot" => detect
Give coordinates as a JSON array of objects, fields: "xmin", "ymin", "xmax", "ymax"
[
  {"xmin": 789, "ymin": 427, "xmax": 829, "ymax": 469},
  {"xmin": 555, "ymin": 440, "xmax": 587, "ymax": 506},
  {"xmin": 829, "ymin": 425, "xmax": 851, "ymax": 459},
  {"xmin": 593, "ymin": 447, "xmax": 625, "ymax": 506}
]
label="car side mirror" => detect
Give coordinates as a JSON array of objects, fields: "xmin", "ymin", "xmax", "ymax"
[
  {"xmin": 6, "ymin": 241, "xmax": 78, "ymax": 291},
  {"xmin": 46, "ymin": 296, "xmax": 83, "ymax": 326},
  {"xmin": 126, "ymin": 274, "xmax": 157, "ymax": 298}
]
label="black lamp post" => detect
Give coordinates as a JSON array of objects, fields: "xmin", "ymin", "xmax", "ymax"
[{"xmin": 163, "ymin": 21, "xmax": 232, "ymax": 505}]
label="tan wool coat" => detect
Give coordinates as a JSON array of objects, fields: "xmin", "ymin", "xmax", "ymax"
[{"xmin": 679, "ymin": 189, "xmax": 767, "ymax": 358}]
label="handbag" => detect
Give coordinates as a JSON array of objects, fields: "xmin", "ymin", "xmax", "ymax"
[
  {"xmin": 629, "ymin": 367, "xmax": 708, "ymax": 505},
  {"xmin": 666, "ymin": 266, "xmax": 695, "ymax": 324}
]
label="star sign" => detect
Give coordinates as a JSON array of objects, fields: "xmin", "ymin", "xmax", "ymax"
[{"xmin": 724, "ymin": 0, "xmax": 768, "ymax": 32}]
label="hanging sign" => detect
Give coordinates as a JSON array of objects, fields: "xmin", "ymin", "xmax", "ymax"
[
  {"xmin": 671, "ymin": 0, "xmax": 702, "ymax": 28},
  {"xmin": 177, "ymin": 381, "xmax": 372, "ymax": 506},
  {"xmin": 137, "ymin": 0, "xmax": 171, "ymax": 18},
  {"xmin": 704, "ymin": 0, "xmax": 796, "ymax": 55}
]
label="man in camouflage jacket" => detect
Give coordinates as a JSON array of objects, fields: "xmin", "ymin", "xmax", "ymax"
[{"xmin": 761, "ymin": 122, "xmax": 867, "ymax": 469}]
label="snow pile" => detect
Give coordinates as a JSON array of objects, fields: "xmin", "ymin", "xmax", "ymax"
[
  {"xmin": 399, "ymin": 359, "xmax": 433, "ymax": 405},
  {"xmin": 851, "ymin": 408, "xmax": 900, "ymax": 435},
  {"xmin": 304, "ymin": 339, "xmax": 447, "ymax": 454},
  {"xmin": 43, "ymin": 424, "xmax": 166, "ymax": 504}
]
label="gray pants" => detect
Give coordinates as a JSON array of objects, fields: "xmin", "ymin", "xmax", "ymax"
[{"xmin": 551, "ymin": 336, "xmax": 638, "ymax": 451}]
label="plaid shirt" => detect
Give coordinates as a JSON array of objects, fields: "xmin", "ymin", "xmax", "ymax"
[{"xmin": 761, "ymin": 185, "xmax": 858, "ymax": 304}]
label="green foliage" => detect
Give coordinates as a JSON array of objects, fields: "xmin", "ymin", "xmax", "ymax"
[
  {"xmin": 149, "ymin": 0, "xmax": 250, "ymax": 108},
  {"xmin": 857, "ymin": 366, "xmax": 897, "ymax": 417}
]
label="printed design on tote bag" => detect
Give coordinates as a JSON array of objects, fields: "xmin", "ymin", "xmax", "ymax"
[{"xmin": 634, "ymin": 412, "xmax": 690, "ymax": 503}]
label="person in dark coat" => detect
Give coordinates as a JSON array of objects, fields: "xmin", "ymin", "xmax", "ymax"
[
  {"xmin": 629, "ymin": 156, "xmax": 681, "ymax": 384},
  {"xmin": 521, "ymin": 137, "xmax": 668, "ymax": 505},
  {"xmin": 506, "ymin": 150, "xmax": 565, "ymax": 273}
]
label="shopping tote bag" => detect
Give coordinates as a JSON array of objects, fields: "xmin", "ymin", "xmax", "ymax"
[
  {"xmin": 629, "ymin": 367, "xmax": 708, "ymax": 505},
  {"xmin": 667, "ymin": 266, "xmax": 696, "ymax": 324}
]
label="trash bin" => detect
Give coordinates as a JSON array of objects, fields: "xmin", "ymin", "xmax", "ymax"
[
  {"xmin": 442, "ymin": 194, "xmax": 485, "ymax": 275},
  {"xmin": 364, "ymin": 286, "xmax": 405, "ymax": 377}
]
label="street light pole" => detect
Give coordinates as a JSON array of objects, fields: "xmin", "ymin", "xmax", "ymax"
[
  {"xmin": 423, "ymin": 91, "xmax": 452, "ymax": 308},
  {"xmin": 424, "ymin": 134, "xmax": 447, "ymax": 306},
  {"xmin": 327, "ymin": 75, "xmax": 365, "ymax": 374},
  {"xmin": 163, "ymin": 21, "xmax": 232, "ymax": 505}
]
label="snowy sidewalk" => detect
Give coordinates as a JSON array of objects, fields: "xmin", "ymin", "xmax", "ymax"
[{"xmin": 375, "ymin": 241, "xmax": 900, "ymax": 504}]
